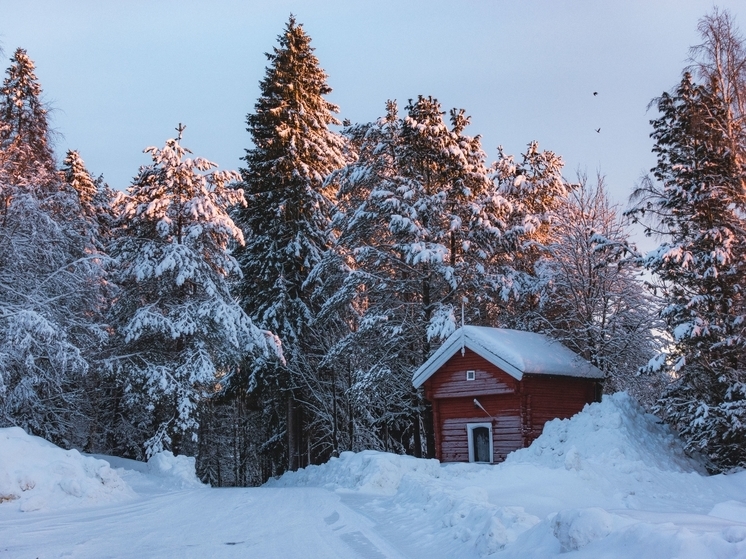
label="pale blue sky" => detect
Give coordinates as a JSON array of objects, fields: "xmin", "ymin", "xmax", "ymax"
[{"xmin": 1, "ymin": 0, "xmax": 743, "ymax": 248}]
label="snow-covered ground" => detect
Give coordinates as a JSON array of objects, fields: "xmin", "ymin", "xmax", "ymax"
[{"xmin": 2, "ymin": 393, "xmax": 746, "ymax": 558}]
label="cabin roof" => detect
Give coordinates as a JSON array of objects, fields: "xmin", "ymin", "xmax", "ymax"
[{"xmin": 412, "ymin": 326, "xmax": 604, "ymax": 388}]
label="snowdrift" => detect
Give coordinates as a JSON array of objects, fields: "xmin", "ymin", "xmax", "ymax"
[
  {"xmin": 270, "ymin": 393, "xmax": 746, "ymax": 557},
  {"xmin": 272, "ymin": 393, "xmax": 699, "ymax": 494},
  {"xmin": 506, "ymin": 391, "xmax": 702, "ymax": 473},
  {"xmin": 0, "ymin": 427, "xmax": 134, "ymax": 512},
  {"xmin": 0, "ymin": 428, "xmax": 205, "ymax": 513},
  {"xmin": 3, "ymin": 395, "xmax": 746, "ymax": 557},
  {"xmin": 145, "ymin": 451, "xmax": 205, "ymax": 488},
  {"xmin": 266, "ymin": 449, "xmax": 442, "ymax": 494},
  {"xmin": 94, "ymin": 451, "xmax": 206, "ymax": 490},
  {"xmin": 94, "ymin": 451, "xmax": 205, "ymax": 491}
]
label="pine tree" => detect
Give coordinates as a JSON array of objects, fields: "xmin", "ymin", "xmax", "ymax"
[
  {"xmin": 233, "ymin": 16, "xmax": 346, "ymax": 472},
  {"xmin": 60, "ymin": 149, "xmax": 116, "ymax": 248},
  {"xmin": 61, "ymin": 150, "xmax": 97, "ymax": 212},
  {"xmin": 58, "ymin": 149, "xmax": 123, "ymax": 454},
  {"xmin": 628, "ymin": 69, "xmax": 746, "ymax": 469},
  {"xmin": 108, "ymin": 133, "xmax": 278, "ymax": 458},
  {"xmin": 0, "ymin": 48, "xmax": 56, "ymax": 191}
]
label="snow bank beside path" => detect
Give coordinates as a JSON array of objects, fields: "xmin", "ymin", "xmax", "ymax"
[
  {"xmin": 267, "ymin": 449, "xmax": 441, "ymax": 495},
  {"xmin": 146, "ymin": 451, "xmax": 205, "ymax": 488},
  {"xmin": 91, "ymin": 451, "xmax": 206, "ymax": 493},
  {"xmin": 272, "ymin": 393, "xmax": 698, "ymax": 495},
  {"xmin": 271, "ymin": 393, "xmax": 746, "ymax": 557},
  {"xmin": 0, "ymin": 427, "xmax": 134, "ymax": 512},
  {"xmin": 269, "ymin": 451, "xmax": 539, "ymax": 554}
]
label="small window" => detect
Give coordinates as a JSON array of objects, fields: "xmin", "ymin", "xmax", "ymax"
[{"xmin": 466, "ymin": 370, "xmax": 476, "ymax": 381}]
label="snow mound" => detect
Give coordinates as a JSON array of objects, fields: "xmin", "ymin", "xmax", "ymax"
[
  {"xmin": 266, "ymin": 450, "xmax": 441, "ymax": 494},
  {"xmin": 0, "ymin": 427, "xmax": 134, "ymax": 512},
  {"xmin": 709, "ymin": 501, "xmax": 746, "ymax": 523},
  {"xmin": 399, "ymin": 480, "xmax": 540, "ymax": 555},
  {"xmin": 269, "ymin": 393, "xmax": 716, "ymax": 557},
  {"xmin": 269, "ymin": 450, "xmax": 540, "ymax": 554},
  {"xmin": 146, "ymin": 451, "xmax": 205, "ymax": 488},
  {"xmin": 507, "ymin": 392, "xmax": 702, "ymax": 473},
  {"xmin": 551, "ymin": 507, "xmax": 619, "ymax": 551}
]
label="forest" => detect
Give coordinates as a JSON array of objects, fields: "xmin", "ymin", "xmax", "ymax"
[{"xmin": 0, "ymin": 8, "xmax": 745, "ymax": 485}]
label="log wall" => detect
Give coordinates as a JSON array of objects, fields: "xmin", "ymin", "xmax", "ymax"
[
  {"xmin": 426, "ymin": 348, "xmax": 518, "ymax": 399},
  {"xmin": 434, "ymin": 394, "xmax": 523, "ymax": 462},
  {"xmin": 521, "ymin": 374, "xmax": 599, "ymax": 445},
  {"xmin": 424, "ymin": 350, "xmax": 600, "ymax": 463}
]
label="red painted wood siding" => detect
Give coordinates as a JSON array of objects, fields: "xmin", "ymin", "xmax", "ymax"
[
  {"xmin": 425, "ymin": 348, "xmax": 518, "ymax": 399},
  {"xmin": 435, "ymin": 394, "xmax": 523, "ymax": 463},
  {"xmin": 521, "ymin": 375, "xmax": 598, "ymax": 445},
  {"xmin": 423, "ymin": 350, "xmax": 600, "ymax": 463}
]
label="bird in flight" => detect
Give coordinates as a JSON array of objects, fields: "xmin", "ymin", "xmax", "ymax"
[
  {"xmin": 595, "ymin": 128, "xmax": 601, "ymax": 133},
  {"xmin": 593, "ymin": 92, "xmax": 598, "ymax": 96}
]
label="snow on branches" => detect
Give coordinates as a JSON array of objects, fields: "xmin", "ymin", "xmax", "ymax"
[{"xmin": 108, "ymin": 135, "xmax": 278, "ymax": 458}]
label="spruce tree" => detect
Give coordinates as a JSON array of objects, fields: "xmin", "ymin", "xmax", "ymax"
[
  {"xmin": 108, "ymin": 133, "xmax": 277, "ymax": 458},
  {"xmin": 0, "ymin": 50, "xmax": 108, "ymax": 449},
  {"xmin": 489, "ymin": 141, "xmax": 572, "ymax": 329},
  {"xmin": 61, "ymin": 150, "xmax": 97, "ymax": 212},
  {"xmin": 628, "ymin": 70, "xmax": 746, "ymax": 469},
  {"xmin": 0, "ymin": 48, "xmax": 56, "ymax": 190},
  {"xmin": 60, "ymin": 149, "xmax": 116, "ymax": 248},
  {"xmin": 233, "ymin": 16, "xmax": 346, "ymax": 472}
]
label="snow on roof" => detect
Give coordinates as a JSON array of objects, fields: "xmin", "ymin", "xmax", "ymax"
[{"xmin": 412, "ymin": 326, "xmax": 604, "ymax": 388}]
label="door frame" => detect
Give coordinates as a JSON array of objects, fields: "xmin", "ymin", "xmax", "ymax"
[{"xmin": 466, "ymin": 422, "xmax": 493, "ymax": 463}]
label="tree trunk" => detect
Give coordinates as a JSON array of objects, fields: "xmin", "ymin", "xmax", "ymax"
[
  {"xmin": 287, "ymin": 395, "xmax": 298, "ymax": 471},
  {"xmin": 423, "ymin": 400, "xmax": 436, "ymax": 458},
  {"xmin": 412, "ymin": 410, "xmax": 422, "ymax": 458},
  {"xmin": 332, "ymin": 369, "xmax": 338, "ymax": 456}
]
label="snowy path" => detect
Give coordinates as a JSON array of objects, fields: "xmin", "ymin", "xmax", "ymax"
[
  {"xmin": 4, "ymin": 396, "xmax": 746, "ymax": 558},
  {"xmin": 0, "ymin": 487, "xmax": 408, "ymax": 559}
]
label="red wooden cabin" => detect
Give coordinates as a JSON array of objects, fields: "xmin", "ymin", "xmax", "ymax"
[{"xmin": 412, "ymin": 326, "xmax": 603, "ymax": 463}]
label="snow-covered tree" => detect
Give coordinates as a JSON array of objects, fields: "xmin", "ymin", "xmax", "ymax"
[
  {"xmin": 0, "ymin": 48, "xmax": 56, "ymax": 191},
  {"xmin": 235, "ymin": 16, "xmax": 346, "ymax": 345},
  {"xmin": 536, "ymin": 174, "xmax": 661, "ymax": 403},
  {"xmin": 60, "ymin": 149, "xmax": 116, "ymax": 248},
  {"xmin": 0, "ymin": 50, "xmax": 109, "ymax": 450},
  {"xmin": 494, "ymin": 142, "xmax": 570, "ymax": 250},
  {"xmin": 232, "ymin": 16, "xmax": 346, "ymax": 472},
  {"xmin": 108, "ymin": 134, "xmax": 278, "ymax": 458},
  {"xmin": 0, "ymin": 190, "xmax": 106, "ymax": 448},
  {"xmin": 321, "ymin": 97, "xmax": 502, "ymax": 456},
  {"xmin": 487, "ymin": 141, "xmax": 572, "ymax": 328},
  {"xmin": 61, "ymin": 150, "xmax": 97, "ymax": 211},
  {"xmin": 628, "ymin": 64, "xmax": 746, "ymax": 469}
]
